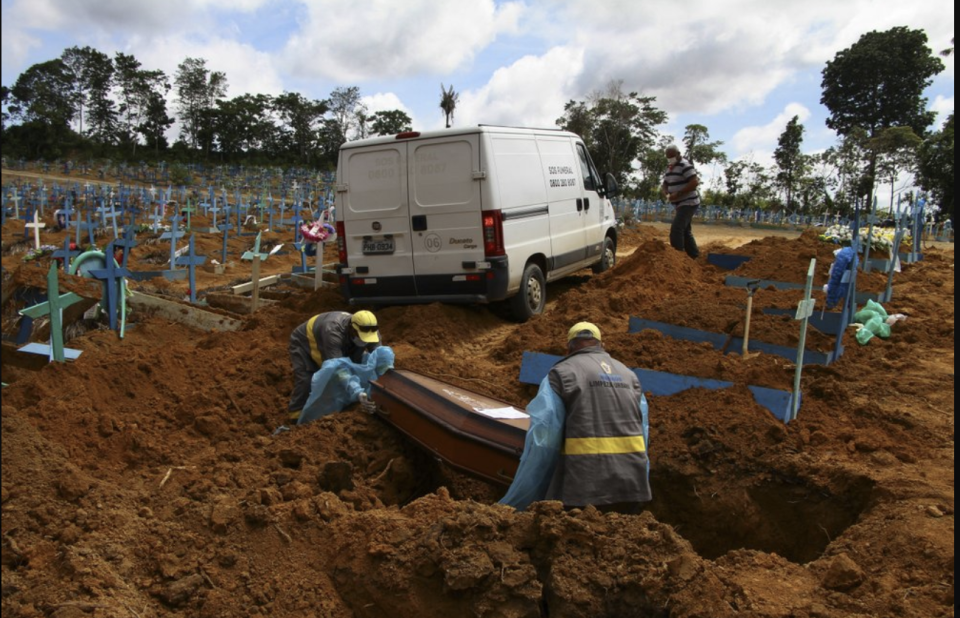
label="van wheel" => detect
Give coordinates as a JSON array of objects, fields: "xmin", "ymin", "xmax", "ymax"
[
  {"xmin": 592, "ymin": 237, "xmax": 616, "ymax": 274},
  {"xmin": 510, "ymin": 263, "xmax": 546, "ymax": 322}
]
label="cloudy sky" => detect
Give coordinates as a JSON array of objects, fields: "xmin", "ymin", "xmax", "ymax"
[{"xmin": 1, "ymin": 0, "xmax": 954, "ymax": 171}]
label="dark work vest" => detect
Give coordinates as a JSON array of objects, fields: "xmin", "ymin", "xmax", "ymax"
[{"xmin": 545, "ymin": 346, "xmax": 651, "ymax": 506}]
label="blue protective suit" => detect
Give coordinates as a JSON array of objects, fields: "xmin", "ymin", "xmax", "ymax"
[
  {"xmin": 298, "ymin": 346, "xmax": 395, "ymax": 424},
  {"xmin": 825, "ymin": 246, "xmax": 856, "ymax": 309}
]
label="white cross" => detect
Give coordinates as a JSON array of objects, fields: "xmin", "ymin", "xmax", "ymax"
[
  {"xmin": 26, "ymin": 210, "xmax": 46, "ymax": 249},
  {"xmin": 10, "ymin": 194, "xmax": 21, "ymax": 219}
]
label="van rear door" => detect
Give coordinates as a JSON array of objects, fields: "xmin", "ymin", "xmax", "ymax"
[
  {"xmin": 340, "ymin": 133, "xmax": 484, "ymax": 302},
  {"xmin": 408, "ymin": 134, "xmax": 485, "ymax": 297},
  {"xmin": 339, "ymin": 143, "xmax": 414, "ymax": 299}
]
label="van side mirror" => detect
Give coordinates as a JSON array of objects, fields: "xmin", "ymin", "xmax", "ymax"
[{"xmin": 604, "ymin": 173, "xmax": 619, "ymax": 198}]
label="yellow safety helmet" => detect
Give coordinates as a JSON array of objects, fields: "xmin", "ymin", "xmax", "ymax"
[
  {"xmin": 567, "ymin": 322, "xmax": 601, "ymax": 342},
  {"xmin": 351, "ymin": 310, "xmax": 380, "ymax": 344}
]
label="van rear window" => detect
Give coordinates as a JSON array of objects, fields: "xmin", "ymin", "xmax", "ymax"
[
  {"xmin": 347, "ymin": 148, "xmax": 403, "ymax": 212},
  {"xmin": 412, "ymin": 141, "xmax": 474, "ymax": 207}
]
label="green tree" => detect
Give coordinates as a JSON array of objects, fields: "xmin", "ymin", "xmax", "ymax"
[
  {"xmin": 941, "ymin": 37, "xmax": 954, "ymax": 57},
  {"xmin": 723, "ymin": 159, "xmax": 748, "ymax": 207},
  {"xmin": 1, "ymin": 85, "xmax": 9, "ymax": 134},
  {"xmin": 821, "ymin": 27, "xmax": 945, "ymax": 213},
  {"xmin": 9, "ymin": 59, "xmax": 77, "ymax": 157},
  {"xmin": 174, "ymin": 57, "xmax": 227, "ymax": 151},
  {"xmin": 556, "ymin": 100, "xmax": 594, "ymax": 149},
  {"xmin": 917, "ymin": 114, "xmax": 954, "ymax": 221},
  {"xmin": 557, "ymin": 80, "xmax": 668, "ymax": 187},
  {"xmin": 634, "ymin": 137, "xmax": 673, "ymax": 201},
  {"xmin": 115, "ymin": 52, "xmax": 169, "ymax": 155},
  {"xmin": 744, "ymin": 161, "xmax": 776, "ymax": 211},
  {"xmin": 821, "ymin": 128, "xmax": 871, "ymax": 215},
  {"xmin": 440, "ymin": 83, "xmax": 459, "ymax": 128},
  {"xmin": 139, "ymin": 90, "xmax": 174, "ymax": 155},
  {"xmin": 774, "ymin": 116, "xmax": 805, "ymax": 212},
  {"xmin": 370, "ymin": 109, "xmax": 412, "ymax": 136},
  {"xmin": 805, "ymin": 151, "xmax": 839, "ymax": 215},
  {"xmin": 60, "ymin": 46, "xmax": 114, "ymax": 140},
  {"xmin": 355, "ymin": 109, "xmax": 371, "ymax": 140},
  {"xmin": 319, "ymin": 86, "xmax": 364, "ymax": 164},
  {"xmin": 273, "ymin": 92, "xmax": 327, "ymax": 164},
  {"xmin": 869, "ymin": 126, "xmax": 922, "ymax": 215},
  {"xmin": 214, "ymin": 93, "xmax": 274, "ymax": 161},
  {"xmin": 682, "ymin": 124, "xmax": 726, "ymax": 167}
]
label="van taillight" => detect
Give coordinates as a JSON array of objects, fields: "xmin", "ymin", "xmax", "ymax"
[
  {"xmin": 482, "ymin": 210, "xmax": 505, "ymax": 257},
  {"xmin": 395, "ymin": 131, "xmax": 421, "ymax": 140},
  {"xmin": 336, "ymin": 221, "xmax": 347, "ymax": 264}
]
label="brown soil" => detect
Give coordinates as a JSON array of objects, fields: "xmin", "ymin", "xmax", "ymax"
[{"xmin": 1, "ymin": 169, "xmax": 954, "ymax": 618}]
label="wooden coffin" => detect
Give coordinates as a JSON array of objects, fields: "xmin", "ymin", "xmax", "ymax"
[{"xmin": 369, "ymin": 369, "xmax": 528, "ymax": 487}]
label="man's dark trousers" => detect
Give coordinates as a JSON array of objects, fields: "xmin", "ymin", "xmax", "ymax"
[{"xmin": 670, "ymin": 205, "xmax": 699, "ymax": 259}]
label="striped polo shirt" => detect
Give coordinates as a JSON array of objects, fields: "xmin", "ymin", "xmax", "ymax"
[{"xmin": 664, "ymin": 157, "xmax": 701, "ymax": 207}]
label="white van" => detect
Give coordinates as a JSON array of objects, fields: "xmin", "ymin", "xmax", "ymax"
[{"xmin": 334, "ymin": 125, "xmax": 619, "ymax": 321}]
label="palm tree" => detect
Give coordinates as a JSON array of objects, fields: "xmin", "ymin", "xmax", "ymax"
[{"xmin": 440, "ymin": 83, "xmax": 459, "ymax": 129}]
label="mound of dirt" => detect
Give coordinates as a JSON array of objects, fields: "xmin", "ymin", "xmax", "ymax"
[{"xmin": 1, "ymin": 180, "xmax": 954, "ymax": 618}]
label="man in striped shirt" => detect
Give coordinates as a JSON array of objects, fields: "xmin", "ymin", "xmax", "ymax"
[{"xmin": 661, "ymin": 144, "xmax": 701, "ymax": 259}]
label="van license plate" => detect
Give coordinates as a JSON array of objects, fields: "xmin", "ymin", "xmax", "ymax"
[{"xmin": 362, "ymin": 238, "xmax": 395, "ymax": 255}]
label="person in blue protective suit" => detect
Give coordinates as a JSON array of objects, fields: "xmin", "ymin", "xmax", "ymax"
[
  {"xmin": 824, "ymin": 246, "xmax": 856, "ymax": 309},
  {"xmin": 298, "ymin": 346, "xmax": 395, "ymax": 424},
  {"xmin": 287, "ymin": 310, "xmax": 380, "ymax": 421},
  {"xmin": 500, "ymin": 322, "xmax": 651, "ymax": 514}
]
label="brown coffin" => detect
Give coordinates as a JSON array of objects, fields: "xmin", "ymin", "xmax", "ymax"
[{"xmin": 369, "ymin": 369, "xmax": 529, "ymax": 487}]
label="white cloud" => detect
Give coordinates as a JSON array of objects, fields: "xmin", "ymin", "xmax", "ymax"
[
  {"xmin": 519, "ymin": 0, "xmax": 955, "ymax": 119},
  {"xmin": 0, "ymin": 27, "xmax": 41, "ymax": 77},
  {"xmin": 931, "ymin": 94, "xmax": 955, "ymax": 128},
  {"xmin": 6, "ymin": 0, "xmax": 269, "ymax": 39},
  {"xmin": 136, "ymin": 36, "xmax": 283, "ymax": 99},
  {"xmin": 452, "ymin": 46, "xmax": 585, "ymax": 131},
  {"xmin": 282, "ymin": 0, "xmax": 524, "ymax": 82},
  {"xmin": 361, "ymin": 92, "xmax": 420, "ymax": 127},
  {"xmin": 730, "ymin": 103, "xmax": 812, "ymax": 158},
  {"xmin": 361, "ymin": 92, "xmax": 409, "ymax": 115}
]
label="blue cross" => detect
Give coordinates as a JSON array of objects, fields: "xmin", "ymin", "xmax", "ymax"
[
  {"xmin": 87, "ymin": 241, "xmax": 132, "ymax": 334},
  {"xmin": 76, "ymin": 212, "xmax": 98, "ymax": 247},
  {"xmin": 160, "ymin": 215, "xmax": 186, "ymax": 269},
  {"xmin": 52, "ymin": 237, "xmax": 82, "ymax": 272},
  {"xmin": 102, "ymin": 201, "xmax": 121, "ymax": 239},
  {"xmin": 218, "ymin": 221, "xmax": 234, "ymax": 263},
  {"xmin": 112, "ymin": 225, "xmax": 139, "ymax": 270},
  {"xmin": 175, "ymin": 234, "xmax": 207, "ymax": 304}
]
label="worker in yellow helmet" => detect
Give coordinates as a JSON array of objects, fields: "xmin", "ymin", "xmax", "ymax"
[
  {"xmin": 501, "ymin": 322, "xmax": 651, "ymax": 514},
  {"xmin": 287, "ymin": 310, "xmax": 380, "ymax": 420}
]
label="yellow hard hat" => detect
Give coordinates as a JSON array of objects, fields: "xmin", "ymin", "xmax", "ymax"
[
  {"xmin": 351, "ymin": 310, "xmax": 380, "ymax": 344},
  {"xmin": 567, "ymin": 322, "xmax": 601, "ymax": 342}
]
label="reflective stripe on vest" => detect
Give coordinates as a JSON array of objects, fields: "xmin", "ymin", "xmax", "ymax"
[
  {"xmin": 562, "ymin": 435, "xmax": 646, "ymax": 456},
  {"xmin": 306, "ymin": 315, "xmax": 324, "ymax": 366}
]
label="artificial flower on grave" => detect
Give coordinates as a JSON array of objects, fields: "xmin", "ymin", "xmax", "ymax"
[
  {"xmin": 818, "ymin": 225, "xmax": 911, "ymax": 253},
  {"xmin": 300, "ymin": 221, "xmax": 336, "ymax": 243},
  {"xmin": 22, "ymin": 244, "xmax": 59, "ymax": 262}
]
